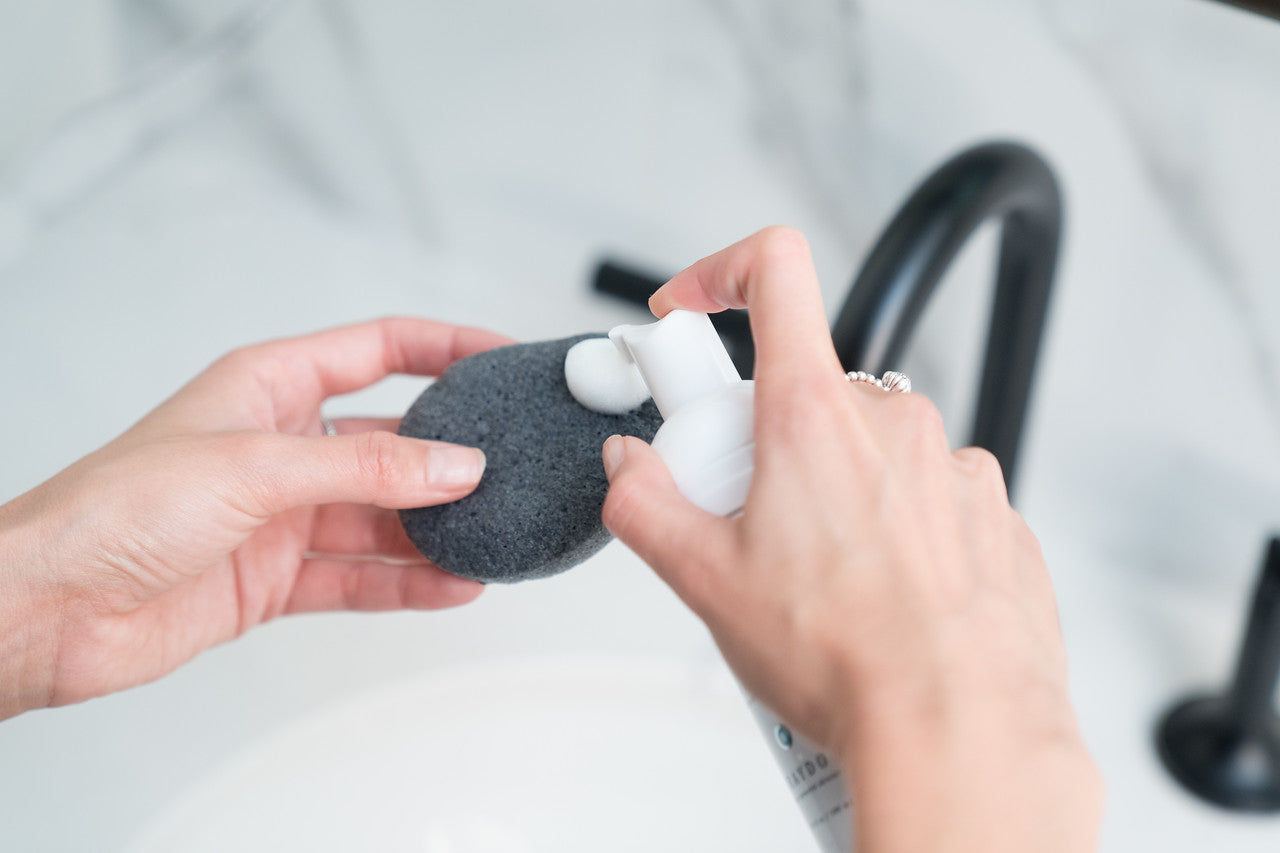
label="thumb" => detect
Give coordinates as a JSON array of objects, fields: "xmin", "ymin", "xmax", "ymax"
[
  {"xmin": 601, "ymin": 435, "xmax": 735, "ymax": 613},
  {"xmin": 235, "ymin": 431, "xmax": 486, "ymax": 515}
]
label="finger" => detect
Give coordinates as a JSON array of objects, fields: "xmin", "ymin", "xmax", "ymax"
[
  {"xmin": 229, "ymin": 317, "xmax": 514, "ymax": 407},
  {"xmin": 848, "ymin": 385, "xmax": 951, "ymax": 459},
  {"xmin": 231, "ymin": 431, "xmax": 486, "ymax": 516},
  {"xmin": 649, "ymin": 227, "xmax": 843, "ymax": 396},
  {"xmin": 951, "ymin": 445, "xmax": 1009, "ymax": 502},
  {"xmin": 285, "ymin": 557, "xmax": 482, "ymax": 613},
  {"xmin": 601, "ymin": 435, "xmax": 736, "ymax": 617},
  {"xmin": 329, "ymin": 416, "xmax": 401, "ymax": 435},
  {"xmin": 306, "ymin": 416, "xmax": 401, "ymax": 438},
  {"xmin": 307, "ymin": 501, "xmax": 421, "ymax": 558}
]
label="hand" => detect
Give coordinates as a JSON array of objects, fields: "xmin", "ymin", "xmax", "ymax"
[
  {"xmin": 0, "ymin": 318, "xmax": 512, "ymax": 720},
  {"xmin": 600, "ymin": 228, "xmax": 1102, "ymax": 853}
]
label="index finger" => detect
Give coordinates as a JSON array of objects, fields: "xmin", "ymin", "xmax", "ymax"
[
  {"xmin": 650, "ymin": 227, "xmax": 843, "ymax": 393},
  {"xmin": 238, "ymin": 317, "xmax": 514, "ymax": 405}
]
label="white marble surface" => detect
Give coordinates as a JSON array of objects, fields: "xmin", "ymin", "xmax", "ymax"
[{"xmin": 1, "ymin": 0, "xmax": 1279, "ymax": 849}]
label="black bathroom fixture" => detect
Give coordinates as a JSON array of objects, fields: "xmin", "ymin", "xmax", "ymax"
[
  {"xmin": 1210, "ymin": 0, "xmax": 1280, "ymax": 22},
  {"xmin": 592, "ymin": 140, "xmax": 1062, "ymax": 493},
  {"xmin": 1156, "ymin": 537, "xmax": 1280, "ymax": 812}
]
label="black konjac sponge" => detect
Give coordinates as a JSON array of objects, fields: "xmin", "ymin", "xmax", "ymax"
[{"xmin": 398, "ymin": 334, "xmax": 662, "ymax": 583}]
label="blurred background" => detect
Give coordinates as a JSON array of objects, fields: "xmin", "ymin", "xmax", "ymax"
[{"xmin": 1, "ymin": 0, "xmax": 1278, "ymax": 849}]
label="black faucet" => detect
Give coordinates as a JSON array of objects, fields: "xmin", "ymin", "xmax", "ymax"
[
  {"xmin": 1210, "ymin": 0, "xmax": 1280, "ymax": 22},
  {"xmin": 592, "ymin": 140, "xmax": 1062, "ymax": 494},
  {"xmin": 1156, "ymin": 537, "xmax": 1280, "ymax": 812}
]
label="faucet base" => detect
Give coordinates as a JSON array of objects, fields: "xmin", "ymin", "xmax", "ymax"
[{"xmin": 1156, "ymin": 694, "xmax": 1280, "ymax": 812}]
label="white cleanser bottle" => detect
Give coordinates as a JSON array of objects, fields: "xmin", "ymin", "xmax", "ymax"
[{"xmin": 609, "ymin": 310, "xmax": 854, "ymax": 852}]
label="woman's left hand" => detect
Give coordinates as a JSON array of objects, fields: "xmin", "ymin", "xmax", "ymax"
[{"xmin": 0, "ymin": 318, "xmax": 512, "ymax": 719}]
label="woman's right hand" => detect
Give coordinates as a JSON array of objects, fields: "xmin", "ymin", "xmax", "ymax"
[{"xmin": 600, "ymin": 227, "xmax": 1102, "ymax": 853}]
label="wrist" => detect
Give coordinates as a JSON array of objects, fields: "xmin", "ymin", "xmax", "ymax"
[
  {"xmin": 0, "ymin": 500, "xmax": 61, "ymax": 720},
  {"xmin": 834, "ymin": 675, "xmax": 1101, "ymax": 853}
]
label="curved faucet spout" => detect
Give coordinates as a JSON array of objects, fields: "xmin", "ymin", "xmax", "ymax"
[{"xmin": 830, "ymin": 141, "xmax": 1062, "ymax": 493}]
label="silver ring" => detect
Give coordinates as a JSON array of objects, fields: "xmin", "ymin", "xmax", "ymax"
[
  {"xmin": 320, "ymin": 415, "xmax": 338, "ymax": 436},
  {"xmin": 845, "ymin": 370, "xmax": 911, "ymax": 393}
]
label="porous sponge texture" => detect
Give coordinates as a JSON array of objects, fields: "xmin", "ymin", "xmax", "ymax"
[{"xmin": 398, "ymin": 334, "xmax": 662, "ymax": 583}]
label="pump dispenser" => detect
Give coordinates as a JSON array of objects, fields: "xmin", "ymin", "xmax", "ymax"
[
  {"xmin": 609, "ymin": 311, "xmax": 755, "ymax": 517},
  {"xmin": 609, "ymin": 310, "xmax": 854, "ymax": 852}
]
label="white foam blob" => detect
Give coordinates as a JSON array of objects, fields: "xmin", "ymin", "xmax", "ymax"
[{"xmin": 564, "ymin": 337, "xmax": 652, "ymax": 414}]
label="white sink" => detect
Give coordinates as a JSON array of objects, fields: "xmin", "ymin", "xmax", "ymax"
[{"xmin": 128, "ymin": 658, "xmax": 813, "ymax": 853}]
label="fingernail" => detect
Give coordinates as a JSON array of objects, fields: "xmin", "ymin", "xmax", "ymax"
[
  {"xmin": 602, "ymin": 435, "xmax": 626, "ymax": 481},
  {"xmin": 428, "ymin": 445, "xmax": 486, "ymax": 488}
]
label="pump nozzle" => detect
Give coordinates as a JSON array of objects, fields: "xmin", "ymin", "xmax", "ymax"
[{"xmin": 609, "ymin": 311, "xmax": 740, "ymax": 419}]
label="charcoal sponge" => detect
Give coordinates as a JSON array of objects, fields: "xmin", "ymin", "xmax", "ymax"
[{"xmin": 398, "ymin": 334, "xmax": 663, "ymax": 583}]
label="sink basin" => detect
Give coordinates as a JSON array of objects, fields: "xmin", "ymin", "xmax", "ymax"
[{"xmin": 128, "ymin": 657, "xmax": 813, "ymax": 852}]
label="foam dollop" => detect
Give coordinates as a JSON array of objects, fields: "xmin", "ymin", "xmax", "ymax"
[{"xmin": 564, "ymin": 337, "xmax": 652, "ymax": 414}]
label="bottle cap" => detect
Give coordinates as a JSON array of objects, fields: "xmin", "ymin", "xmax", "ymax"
[{"xmin": 609, "ymin": 311, "xmax": 740, "ymax": 419}]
